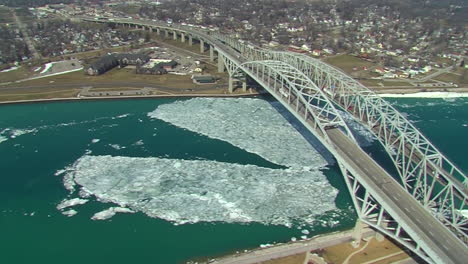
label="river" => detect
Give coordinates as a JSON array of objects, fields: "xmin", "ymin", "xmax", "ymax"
[{"xmin": 0, "ymin": 96, "xmax": 466, "ymax": 263}]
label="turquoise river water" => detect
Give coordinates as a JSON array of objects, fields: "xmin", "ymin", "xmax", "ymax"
[{"xmin": 0, "ymin": 96, "xmax": 466, "ymax": 264}]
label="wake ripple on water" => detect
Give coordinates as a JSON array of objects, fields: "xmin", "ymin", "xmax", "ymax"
[{"xmin": 66, "ymin": 155, "xmax": 338, "ymax": 226}]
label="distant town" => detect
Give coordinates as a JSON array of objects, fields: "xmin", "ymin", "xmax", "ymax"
[{"xmin": 0, "ymin": 0, "xmax": 467, "ymax": 97}]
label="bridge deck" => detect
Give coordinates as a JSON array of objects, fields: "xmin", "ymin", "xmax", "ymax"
[{"xmin": 327, "ymin": 128, "xmax": 468, "ymax": 264}]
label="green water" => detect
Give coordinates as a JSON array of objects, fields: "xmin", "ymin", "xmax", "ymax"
[{"xmin": 0, "ymin": 97, "xmax": 466, "ymax": 263}]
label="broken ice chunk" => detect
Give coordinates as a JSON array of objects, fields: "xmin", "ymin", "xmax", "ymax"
[
  {"xmin": 62, "ymin": 209, "xmax": 78, "ymax": 217},
  {"xmin": 56, "ymin": 198, "xmax": 88, "ymax": 210},
  {"xmin": 91, "ymin": 207, "xmax": 135, "ymax": 221}
]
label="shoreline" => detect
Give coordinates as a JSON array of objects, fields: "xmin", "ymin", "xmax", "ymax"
[
  {"xmin": 0, "ymin": 92, "xmax": 261, "ymax": 106},
  {"xmin": 1, "ymin": 89, "xmax": 468, "ymax": 106}
]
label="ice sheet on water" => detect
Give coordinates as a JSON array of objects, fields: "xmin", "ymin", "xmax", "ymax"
[
  {"xmin": 0, "ymin": 128, "xmax": 37, "ymax": 140},
  {"xmin": 91, "ymin": 207, "xmax": 135, "ymax": 221},
  {"xmin": 67, "ymin": 155, "xmax": 338, "ymax": 226},
  {"xmin": 148, "ymin": 98, "xmax": 328, "ymax": 169},
  {"xmin": 56, "ymin": 198, "xmax": 88, "ymax": 210},
  {"xmin": 0, "ymin": 136, "xmax": 7, "ymax": 144}
]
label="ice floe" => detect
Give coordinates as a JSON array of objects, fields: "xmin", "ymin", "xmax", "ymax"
[
  {"xmin": 133, "ymin": 140, "xmax": 144, "ymax": 146},
  {"xmin": 56, "ymin": 198, "xmax": 88, "ymax": 210},
  {"xmin": 91, "ymin": 207, "xmax": 135, "ymax": 221},
  {"xmin": 62, "ymin": 209, "xmax": 78, "ymax": 217},
  {"xmin": 148, "ymin": 98, "xmax": 328, "ymax": 169},
  {"xmin": 109, "ymin": 144, "xmax": 125, "ymax": 150},
  {"xmin": 65, "ymin": 155, "xmax": 338, "ymax": 226},
  {"xmin": 379, "ymin": 92, "xmax": 468, "ymax": 98},
  {"xmin": 91, "ymin": 139, "xmax": 100, "ymax": 144},
  {"xmin": 0, "ymin": 128, "xmax": 37, "ymax": 144}
]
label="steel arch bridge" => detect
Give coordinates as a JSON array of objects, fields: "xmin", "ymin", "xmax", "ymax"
[{"xmin": 85, "ymin": 17, "xmax": 468, "ymax": 264}]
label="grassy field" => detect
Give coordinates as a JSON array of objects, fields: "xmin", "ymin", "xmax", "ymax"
[
  {"xmin": 0, "ymin": 67, "xmax": 33, "ymax": 83},
  {"xmin": 259, "ymin": 253, "xmax": 306, "ymax": 264},
  {"xmin": 0, "ymin": 88, "xmax": 80, "ymax": 102},
  {"xmin": 434, "ymin": 72, "xmax": 461, "ymax": 84},
  {"xmin": 324, "ymin": 54, "xmax": 377, "ymax": 74},
  {"xmin": 360, "ymin": 79, "xmax": 413, "ymax": 87}
]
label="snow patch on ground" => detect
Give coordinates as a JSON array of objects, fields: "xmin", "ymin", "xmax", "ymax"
[
  {"xmin": 1, "ymin": 66, "xmax": 20, "ymax": 72},
  {"xmin": 91, "ymin": 207, "xmax": 135, "ymax": 221},
  {"xmin": 65, "ymin": 155, "xmax": 338, "ymax": 226},
  {"xmin": 40, "ymin": 62, "xmax": 55, "ymax": 74},
  {"xmin": 148, "ymin": 98, "xmax": 328, "ymax": 169}
]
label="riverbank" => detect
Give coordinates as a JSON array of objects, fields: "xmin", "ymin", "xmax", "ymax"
[
  {"xmin": 198, "ymin": 227, "xmax": 414, "ymax": 264},
  {"xmin": 0, "ymin": 91, "xmax": 261, "ymax": 105}
]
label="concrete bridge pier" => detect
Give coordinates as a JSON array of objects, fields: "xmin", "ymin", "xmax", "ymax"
[
  {"xmin": 189, "ymin": 36, "xmax": 193, "ymax": 46},
  {"xmin": 181, "ymin": 33, "xmax": 185, "ymax": 43},
  {"xmin": 217, "ymin": 54, "xmax": 225, "ymax": 73},
  {"xmin": 200, "ymin": 40, "xmax": 205, "ymax": 53},
  {"xmin": 351, "ymin": 220, "xmax": 366, "ymax": 248},
  {"xmin": 156, "ymin": 28, "xmax": 160, "ymax": 35},
  {"xmin": 173, "ymin": 31, "xmax": 177, "ymax": 40},
  {"xmin": 228, "ymin": 77, "xmax": 234, "ymax": 93},
  {"xmin": 242, "ymin": 81, "xmax": 247, "ymax": 92},
  {"xmin": 209, "ymin": 46, "xmax": 214, "ymax": 62},
  {"xmin": 165, "ymin": 30, "xmax": 169, "ymax": 38},
  {"xmin": 149, "ymin": 27, "xmax": 153, "ymax": 32}
]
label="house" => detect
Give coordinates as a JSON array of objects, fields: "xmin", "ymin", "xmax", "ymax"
[
  {"xmin": 136, "ymin": 59, "xmax": 177, "ymax": 75},
  {"xmin": 312, "ymin": 49, "xmax": 322, "ymax": 56},
  {"xmin": 86, "ymin": 53, "xmax": 150, "ymax": 75},
  {"xmin": 374, "ymin": 67, "xmax": 386, "ymax": 74},
  {"xmin": 86, "ymin": 55, "xmax": 119, "ymax": 75}
]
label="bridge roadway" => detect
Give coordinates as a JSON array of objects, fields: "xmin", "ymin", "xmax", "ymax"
[
  {"xmin": 327, "ymin": 128, "xmax": 468, "ymax": 263},
  {"xmin": 83, "ymin": 17, "xmax": 468, "ymax": 263}
]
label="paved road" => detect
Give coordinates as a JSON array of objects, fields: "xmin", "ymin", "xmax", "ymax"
[
  {"xmin": 212, "ymin": 229, "xmax": 375, "ymax": 264},
  {"xmin": 12, "ymin": 12, "xmax": 40, "ymax": 59},
  {"xmin": 0, "ymin": 82, "xmax": 226, "ymax": 94},
  {"xmin": 327, "ymin": 128, "xmax": 468, "ymax": 264}
]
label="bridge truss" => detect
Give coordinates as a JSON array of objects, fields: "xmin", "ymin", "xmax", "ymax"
[
  {"xmin": 212, "ymin": 32, "xmax": 468, "ymax": 243},
  {"xmin": 87, "ymin": 19, "xmax": 467, "ymax": 263}
]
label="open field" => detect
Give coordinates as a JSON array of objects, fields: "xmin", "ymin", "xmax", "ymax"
[
  {"xmin": 259, "ymin": 253, "xmax": 306, "ymax": 264},
  {"xmin": 321, "ymin": 237, "xmax": 411, "ymax": 264},
  {"xmin": 324, "ymin": 54, "xmax": 377, "ymax": 74},
  {"xmin": 2, "ymin": 67, "xmax": 225, "ymax": 88},
  {"xmin": 0, "ymin": 67, "xmax": 33, "ymax": 83},
  {"xmin": 360, "ymin": 79, "xmax": 413, "ymax": 87},
  {"xmin": 0, "ymin": 87, "xmax": 80, "ymax": 102},
  {"xmin": 434, "ymin": 72, "xmax": 466, "ymax": 85}
]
